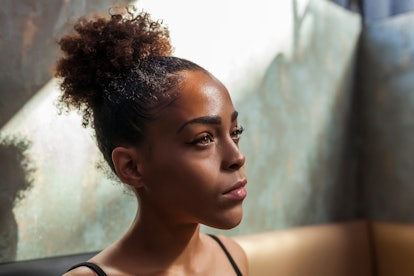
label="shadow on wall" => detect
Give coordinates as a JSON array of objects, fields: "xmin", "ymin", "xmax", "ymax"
[
  {"xmin": 0, "ymin": 0, "xmax": 134, "ymax": 128},
  {"xmin": 0, "ymin": 1, "xmax": 65, "ymax": 127},
  {"xmin": 0, "ymin": 135, "xmax": 35, "ymax": 263},
  {"xmin": 356, "ymin": 11, "xmax": 414, "ymax": 222}
]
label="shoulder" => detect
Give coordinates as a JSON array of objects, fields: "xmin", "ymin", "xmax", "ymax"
[{"xmin": 215, "ymin": 235, "xmax": 249, "ymax": 276}]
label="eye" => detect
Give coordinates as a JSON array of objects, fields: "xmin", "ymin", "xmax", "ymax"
[
  {"xmin": 230, "ymin": 126, "xmax": 244, "ymax": 143},
  {"xmin": 192, "ymin": 133, "xmax": 214, "ymax": 146}
]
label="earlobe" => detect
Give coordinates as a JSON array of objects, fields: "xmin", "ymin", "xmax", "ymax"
[{"xmin": 112, "ymin": 147, "xmax": 144, "ymax": 188}]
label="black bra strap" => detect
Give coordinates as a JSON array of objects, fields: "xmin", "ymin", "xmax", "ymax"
[
  {"xmin": 67, "ymin": 237, "xmax": 242, "ymax": 276},
  {"xmin": 67, "ymin": 262, "xmax": 107, "ymax": 276},
  {"xmin": 208, "ymin": 234, "xmax": 243, "ymax": 276}
]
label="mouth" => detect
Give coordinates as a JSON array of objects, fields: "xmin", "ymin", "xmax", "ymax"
[{"xmin": 222, "ymin": 179, "xmax": 248, "ymax": 200}]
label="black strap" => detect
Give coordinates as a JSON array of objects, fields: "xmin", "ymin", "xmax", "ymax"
[
  {"xmin": 67, "ymin": 262, "xmax": 107, "ymax": 276},
  {"xmin": 208, "ymin": 234, "xmax": 243, "ymax": 276},
  {"xmin": 67, "ymin": 237, "xmax": 242, "ymax": 276}
]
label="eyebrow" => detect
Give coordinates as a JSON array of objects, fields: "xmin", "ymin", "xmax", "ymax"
[{"xmin": 177, "ymin": 111, "xmax": 239, "ymax": 133}]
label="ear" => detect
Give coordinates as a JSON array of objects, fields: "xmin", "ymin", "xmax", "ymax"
[{"xmin": 112, "ymin": 146, "xmax": 144, "ymax": 188}]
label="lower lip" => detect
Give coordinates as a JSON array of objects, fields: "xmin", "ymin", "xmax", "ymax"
[{"xmin": 224, "ymin": 186, "xmax": 247, "ymax": 201}]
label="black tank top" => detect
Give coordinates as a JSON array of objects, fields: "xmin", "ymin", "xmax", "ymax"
[{"xmin": 67, "ymin": 234, "xmax": 243, "ymax": 276}]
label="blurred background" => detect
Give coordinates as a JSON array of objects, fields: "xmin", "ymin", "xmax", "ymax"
[{"xmin": 1, "ymin": 0, "xmax": 414, "ymax": 263}]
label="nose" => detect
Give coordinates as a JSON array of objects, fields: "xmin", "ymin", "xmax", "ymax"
[{"xmin": 221, "ymin": 138, "xmax": 246, "ymax": 171}]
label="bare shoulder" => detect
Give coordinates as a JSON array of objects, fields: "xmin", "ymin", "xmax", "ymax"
[
  {"xmin": 62, "ymin": 266, "xmax": 97, "ymax": 276},
  {"xmin": 216, "ymin": 235, "xmax": 249, "ymax": 276}
]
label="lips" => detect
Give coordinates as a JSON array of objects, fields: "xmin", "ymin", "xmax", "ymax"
[{"xmin": 223, "ymin": 179, "xmax": 247, "ymax": 200}]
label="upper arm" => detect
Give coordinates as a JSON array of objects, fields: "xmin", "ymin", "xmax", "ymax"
[{"xmin": 218, "ymin": 235, "xmax": 249, "ymax": 276}]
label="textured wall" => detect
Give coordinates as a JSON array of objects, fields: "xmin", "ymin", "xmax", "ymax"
[
  {"xmin": 0, "ymin": 0, "xmax": 134, "ymax": 263},
  {"xmin": 218, "ymin": 0, "xmax": 361, "ymax": 234},
  {"xmin": 0, "ymin": 0, "xmax": 362, "ymax": 262}
]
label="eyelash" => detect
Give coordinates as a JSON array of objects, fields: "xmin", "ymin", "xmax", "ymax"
[
  {"xmin": 231, "ymin": 126, "xmax": 244, "ymax": 142},
  {"xmin": 194, "ymin": 134, "xmax": 214, "ymax": 146},
  {"xmin": 191, "ymin": 126, "xmax": 245, "ymax": 146}
]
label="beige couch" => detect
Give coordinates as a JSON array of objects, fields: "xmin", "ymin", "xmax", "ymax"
[{"xmin": 234, "ymin": 220, "xmax": 414, "ymax": 276}]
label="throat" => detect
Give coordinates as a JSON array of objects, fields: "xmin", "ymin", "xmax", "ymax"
[{"xmin": 121, "ymin": 215, "xmax": 204, "ymax": 264}]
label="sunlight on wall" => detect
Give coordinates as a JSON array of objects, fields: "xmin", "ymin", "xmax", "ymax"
[{"xmin": 134, "ymin": 0, "xmax": 308, "ymax": 102}]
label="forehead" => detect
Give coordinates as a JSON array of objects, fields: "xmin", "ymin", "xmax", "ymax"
[
  {"xmin": 157, "ymin": 70, "xmax": 235, "ymax": 125},
  {"xmin": 177, "ymin": 70, "xmax": 231, "ymax": 109},
  {"xmin": 142, "ymin": 70, "xmax": 235, "ymax": 143}
]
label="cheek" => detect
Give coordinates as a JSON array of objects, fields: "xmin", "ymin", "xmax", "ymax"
[{"xmin": 144, "ymin": 147, "xmax": 220, "ymax": 194}]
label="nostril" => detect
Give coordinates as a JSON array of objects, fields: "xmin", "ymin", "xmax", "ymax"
[
  {"xmin": 226, "ymin": 153, "xmax": 245, "ymax": 171},
  {"xmin": 229, "ymin": 163, "xmax": 241, "ymax": 170}
]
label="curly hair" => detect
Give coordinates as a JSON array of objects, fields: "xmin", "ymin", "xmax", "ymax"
[{"xmin": 55, "ymin": 5, "xmax": 204, "ymax": 172}]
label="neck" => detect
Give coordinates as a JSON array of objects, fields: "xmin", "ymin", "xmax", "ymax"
[{"xmin": 119, "ymin": 202, "xmax": 204, "ymax": 270}]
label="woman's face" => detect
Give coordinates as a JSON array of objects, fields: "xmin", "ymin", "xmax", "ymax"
[{"xmin": 139, "ymin": 70, "xmax": 247, "ymax": 229}]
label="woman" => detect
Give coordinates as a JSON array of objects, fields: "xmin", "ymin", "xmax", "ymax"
[{"xmin": 57, "ymin": 5, "xmax": 248, "ymax": 276}]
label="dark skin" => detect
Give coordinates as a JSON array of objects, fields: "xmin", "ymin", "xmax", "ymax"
[{"xmin": 64, "ymin": 70, "xmax": 248, "ymax": 275}]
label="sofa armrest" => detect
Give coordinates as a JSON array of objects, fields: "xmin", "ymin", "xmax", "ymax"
[
  {"xmin": 370, "ymin": 221, "xmax": 414, "ymax": 276},
  {"xmin": 234, "ymin": 220, "xmax": 373, "ymax": 276}
]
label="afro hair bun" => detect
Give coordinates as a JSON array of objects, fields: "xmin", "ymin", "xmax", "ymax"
[{"xmin": 55, "ymin": 5, "xmax": 172, "ymax": 115}]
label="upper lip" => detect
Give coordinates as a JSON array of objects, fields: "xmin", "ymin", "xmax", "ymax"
[{"xmin": 223, "ymin": 178, "xmax": 247, "ymax": 194}]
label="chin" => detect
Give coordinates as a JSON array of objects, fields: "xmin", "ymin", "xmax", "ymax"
[
  {"xmin": 217, "ymin": 219, "xmax": 242, "ymax": 230},
  {"xmin": 207, "ymin": 209, "xmax": 244, "ymax": 230}
]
